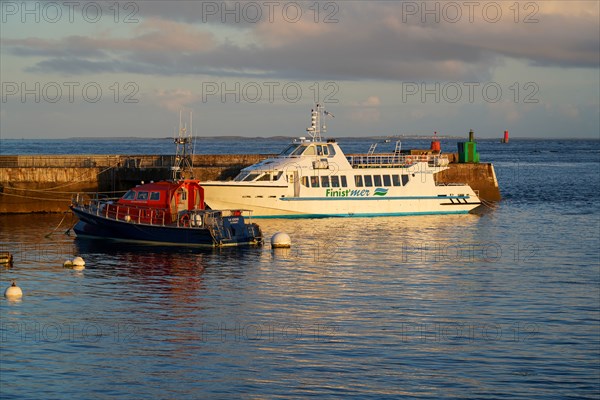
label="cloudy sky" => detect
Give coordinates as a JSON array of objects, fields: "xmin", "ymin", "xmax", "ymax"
[{"xmin": 1, "ymin": 0, "xmax": 598, "ymax": 139}]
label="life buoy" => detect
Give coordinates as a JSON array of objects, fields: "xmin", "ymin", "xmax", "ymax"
[
  {"xmin": 406, "ymin": 156, "xmax": 413, "ymax": 164},
  {"xmin": 179, "ymin": 213, "xmax": 190, "ymax": 227}
]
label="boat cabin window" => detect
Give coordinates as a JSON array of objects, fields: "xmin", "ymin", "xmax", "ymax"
[
  {"xmin": 316, "ymin": 145, "xmax": 329, "ymax": 156},
  {"xmin": 234, "ymin": 172, "xmax": 249, "ymax": 182},
  {"xmin": 374, "ymin": 175, "xmax": 382, "ymax": 186},
  {"xmin": 364, "ymin": 175, "xmax": 373, "ymax": 187},
  {"xmin": 331, "ymin": 176, "xmax": 340, "ymax": 187},
  {"xmin": 327, "ymin": 144, "xmax": 336, "ymax": 156},
  {"xmin": 383, "ymin": 175, "xmax": 391, "ymax": 187},
  {"xmin": 401, "ymin": 175, "xmax": 410, "ymax": 186},
  {"xmin": 355, "ymin": 175, "xmax": 363, "ymax": 187},
  {"xmin": 392, "ymin": 175, "xmax": 401, "ymax": 186},
  {"xmin": 122, "ymin": 190, "xmax": 136, "ymax": 200},
  {"xmin": 243, "ymin": 173, "xmax": 260, "ymax": 182},
  {"xmin": 291, "ymin": 145, "xmax": 308, "ymax": 156},
  {"xmin": 136, "ymin": 191, "xmax": 149, "ymax": 200},
  {"xmin": 257, "ymin": 173, "xmax": 271, "ymax": 181},
  {"xmin": 304, "ymin": 146, "xmax": 316, "ymax": 156},
  {"xmin": 274, "ymin": 171, "xmax": 283, "ymax": 181},
  {"xmin": 301, "ymin": 176, "xmax": 309, "ymax": 187},
  {"xmin": 341, "ymin": 176, "xmax": 348, "ymax": 187},
  {"xmin": 321, "ymin": 176, "xmax": 330, "ymax": 187},
  {"xmin": 280, "ymin": 144, "xmax": 299, "ymax": 156},
  {"xmin": 150, "ymin": 192, "xmax": 161, "ymax": 201},
  {"xmin": 310, "ymin": 176, "xmax": 320, "ymax": 188}
]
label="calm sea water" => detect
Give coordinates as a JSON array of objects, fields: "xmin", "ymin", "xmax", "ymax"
[{"xmin": 1, "ymin": 138, "xmax": 599, "ymax": 399}]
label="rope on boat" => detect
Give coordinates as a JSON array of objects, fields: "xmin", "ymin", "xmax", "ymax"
[
  {"xmin": 0, "ymin": 191, "xmax": 73, "ymax": 202},
  {"xmin": 2, "ymin": 161, "xmax": 122, "ymax": 194},
  {"xmin": 44, "ymin": 212, "xmax": 69, "ymax": 238},
  {"xmin": 3, "ymin": 187, "xmax": 127, "ymax": 195},
  {"xmin": 479, "ymin": 198, "xmax": 498, "ymax": 209}
]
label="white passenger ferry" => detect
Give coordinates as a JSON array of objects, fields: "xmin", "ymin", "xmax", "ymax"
[{"xmin": 201, "ymin": 105, "xmax": 481, "ymax": 218}]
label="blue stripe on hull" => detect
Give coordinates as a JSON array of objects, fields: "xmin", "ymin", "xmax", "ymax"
[{"xmin": 252, "ymin": 210, "xmax": 471, "ymax": 219}]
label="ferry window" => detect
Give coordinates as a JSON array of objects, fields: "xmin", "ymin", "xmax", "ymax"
[
  {"xmin": 136, "ymin": 191, "xmax": 148, "ymax": 200},
  {"xmin": 355, "ymin": 175, "xmax": 363, "ymax": 187},
  {"xmin": 374, "ymin": 175, "xmax": 382, "ymax": 186},
  {"xmin": 321, "ymin": 176, "xmax": 330, "ymax": 187},
  {"xmin": 304, "ymin": 146, "xmax": 316, "ymax": 156},
  {"xmin": 150, "ymin": 192, "xmax": 160, "ymax": 201},
  {"xmin": 123, "ymin": 190, "xmax": 135, "ymax": 200},
  {"xmin": 327, "ymin": 144, "xmax": 336, "ymax": 156},
  {"xmin": 274, "ymin": 171, "xmax": 283, "ymax": 180},
  {"xmin": 331, "ymin": 176, "xmax": 340, "ymax": 187},
  {"xmin": 383, "ymin": 175, "xmax": 391, "ymax": 186},
  {"xmin": 243, "ymin": 173, "xmax": 260, "ymax": 181},
  {"xmin": 401, "ymin": 175, "xmax": 410, "ymax": 186},
  {"xmin": 234, "ymin": 172, "xmax": 249, "ymax": 182},
  {"xmin": 364, "ymin": 175, "xmax": 373, "ymax": 187},
  {"xmin": 291, "ymin": 145, "xmax": 307, "ymax": 156},
  {"xmin": 257, "ymin": 173, "xmax": 271, "ymax": 181},
  {"xmin": 392, "ymin": 175, "xmax": 401, "ymax": 186},
  {"xmin": 301, "ymin": 176, "xmax": 309, "ymax": 187},
  {"xmin": 341, "ymin": 176, "xmax": 348, "ymax": 187},
  {"xmin": 316, "ymin": 145, "xmax": 329, "ymax": 156},
  {"xmin": 310, "ymin": 176, "xmax": 320, "ymax": 188},
  {"xmin": 280, "ymin": 144, "xmax": 299, "ymax": 156}
]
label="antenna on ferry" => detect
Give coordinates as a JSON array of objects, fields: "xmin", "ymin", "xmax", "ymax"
[{"xmin": 306, "ymin": 104, "xmax": 334, "ymax": 142}]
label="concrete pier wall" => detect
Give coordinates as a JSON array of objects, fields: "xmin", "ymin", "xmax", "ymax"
[{"xmin": 0, "ymin": 154, "xmax": 500, "ymax": 213}]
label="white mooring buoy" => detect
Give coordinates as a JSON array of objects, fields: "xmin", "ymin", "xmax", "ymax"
[
  {"xmin": 4, "ymin": 281, "xmax": 23, "ymax": 300},
  {"xmin": 71, "ymin": 257, "xmax": 86, "ymax": 271},
  {"xmin": 63, "ymin": 259, "xmax": 74, "ymax": 268},
  {"xmin": 271, "ymin": 232, "xmax": 292, "ymax": 249}
]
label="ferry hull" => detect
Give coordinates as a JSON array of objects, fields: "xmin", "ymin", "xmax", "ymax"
[{"xmin": 201, "ymin": 185, "xmax": 480, "ymax": 218}]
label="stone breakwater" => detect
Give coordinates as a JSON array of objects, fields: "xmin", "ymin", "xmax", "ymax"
[{"xmin": 0, "ymin": 154, "xmax": 500, "ymax": 214}]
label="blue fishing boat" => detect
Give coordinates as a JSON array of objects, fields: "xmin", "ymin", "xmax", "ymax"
[{"xmin": 70, "ymin": 112, "xmax": 262, "ymax": 247}]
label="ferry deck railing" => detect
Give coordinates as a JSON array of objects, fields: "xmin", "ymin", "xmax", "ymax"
[{"xmin": 346, "ymin": 154, "xmax": 449, "ymax": 168}]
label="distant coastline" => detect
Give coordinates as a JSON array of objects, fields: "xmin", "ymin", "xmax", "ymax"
[{"xmin": 3, "ymin": 136, "xmax": 598, "ymax": 141}]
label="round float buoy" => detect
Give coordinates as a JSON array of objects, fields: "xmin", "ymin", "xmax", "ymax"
[
  {"xmin": 271, "ymin": 232, "xmax": 291, "ymax": 249},
  {"xmin": 71, "ymin": 257, "xmax": 85, "ymax": 270},
  {"xmin": 4, "ymin": 281, "xmax": 23, "ymax": 300},
  {"xmin": 63, "ymin": 259, "xmax": 74, "ymax": 268},
  {"xmin": 72, "ymin": 257, "xmax": 85, "ymax": 266}
]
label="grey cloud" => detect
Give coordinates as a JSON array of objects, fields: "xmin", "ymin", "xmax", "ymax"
[{"xmin": 3, "ymin": 2, "xmax": 598, "ymax": 80}]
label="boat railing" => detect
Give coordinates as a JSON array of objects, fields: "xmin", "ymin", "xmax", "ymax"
[
  {"xmin": 346, "ymin": 153, "xmax": 449, "ymax": 168},
  {"xmin": 72, "ymin": 194, "xmax": 254, "ymax": 228}
]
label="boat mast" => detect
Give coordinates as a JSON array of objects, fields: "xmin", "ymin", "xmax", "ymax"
[
  {"xmin": 306, "ymin": 103, "xmax": 333, "ymax": 142},
  {"xmin": 172, "ymin": 110, "xmax": 195, "ymax": 181}
]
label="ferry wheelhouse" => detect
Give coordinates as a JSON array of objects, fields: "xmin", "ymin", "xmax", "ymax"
[{"xmin": 201, "ymin": 105, "xmax": 481, "ymax": 218}]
